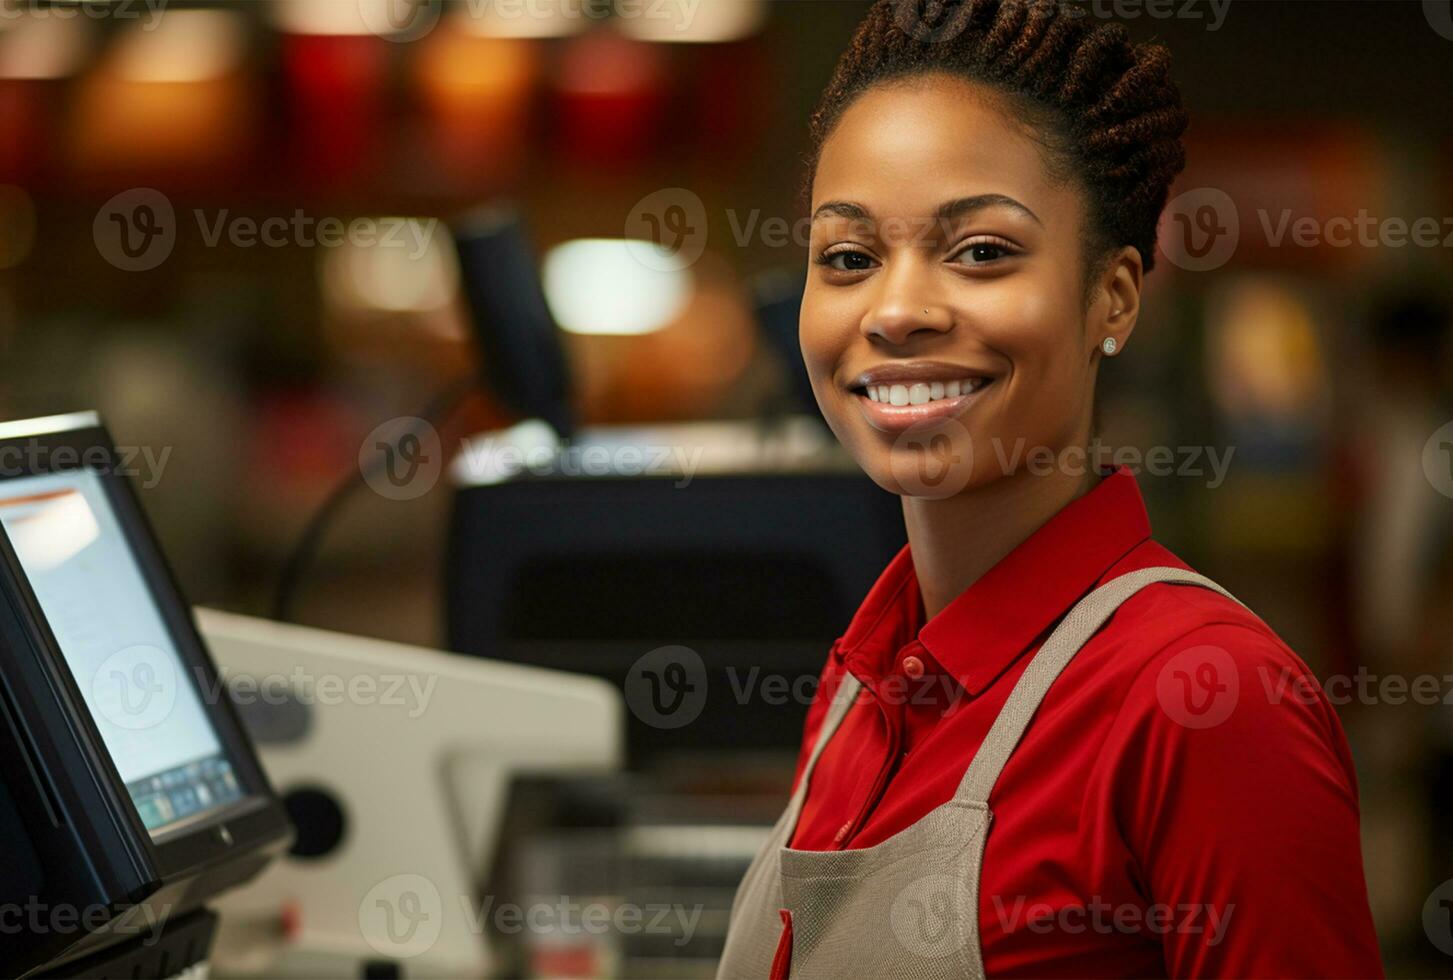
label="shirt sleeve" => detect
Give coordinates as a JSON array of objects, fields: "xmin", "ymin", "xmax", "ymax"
[{"xmin": 1100, "ymin": 621, "xmax": 1384, "ymax": 978}]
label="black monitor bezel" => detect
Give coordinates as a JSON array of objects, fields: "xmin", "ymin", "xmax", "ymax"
[{"xmin": 0, "ymin": 413, "xmax": 289, "ymax": 885}]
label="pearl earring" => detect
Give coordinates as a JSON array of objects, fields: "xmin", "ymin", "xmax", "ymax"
[{"xmin": 1101, "ymin": 337, "xmax": 1118, "ymax": 355}]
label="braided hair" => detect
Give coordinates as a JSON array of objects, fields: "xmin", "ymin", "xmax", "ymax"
[{"xmin": 809, "ymin": 0, "xmax": 1188, "ymax": 276}]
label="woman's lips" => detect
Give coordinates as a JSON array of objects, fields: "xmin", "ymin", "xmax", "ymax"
[{"xmin": 853, "ymin": 379, "xmax": 993, "ymax": 433}]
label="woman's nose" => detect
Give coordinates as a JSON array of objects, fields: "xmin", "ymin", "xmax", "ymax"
[{"xmin": 859, "ymin": 263, "xmax": 954, "ymax": 346}]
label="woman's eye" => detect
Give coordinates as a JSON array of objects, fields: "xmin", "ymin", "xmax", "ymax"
[
  {"xmin": 953, "ymin": 240, "xmax": 1015, "ymax": 264},
  {"xmin": 823, "ymin": 249, "xmax": 876, "ymax": 272}
]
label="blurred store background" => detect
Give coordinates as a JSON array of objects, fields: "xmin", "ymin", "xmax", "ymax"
[{"xmin": 0, "ymin": 0, "xmax": 1450, "ymax": 976}]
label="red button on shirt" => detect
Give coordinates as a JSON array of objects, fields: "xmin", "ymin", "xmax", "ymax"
[{"xmin": 785, "ymin": 466, "xmax": 1382, "ymax": 978}]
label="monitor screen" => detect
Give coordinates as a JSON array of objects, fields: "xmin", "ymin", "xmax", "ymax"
[{"xmin": 0, "ymin": 468, "xmax": 245, "ymax": 837}]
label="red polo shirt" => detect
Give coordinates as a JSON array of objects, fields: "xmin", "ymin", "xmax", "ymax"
[{"xmin": 786, "ymin": 466, "xmax": 1382, "ymax": 978}]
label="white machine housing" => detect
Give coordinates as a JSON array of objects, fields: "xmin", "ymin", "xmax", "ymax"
[{"xmin": 196, "ymin": 609, "xmax": 624, "ymax": 978}]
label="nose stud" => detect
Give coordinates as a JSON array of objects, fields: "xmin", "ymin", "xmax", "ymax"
[{"xmin": 1101, "ymin": 337, "xmax": 1119, "ymax": 355}]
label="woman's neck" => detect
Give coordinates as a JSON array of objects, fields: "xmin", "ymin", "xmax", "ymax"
[{"xmin": 903, "ymin": 462, "xmax": 1102, "ymax": 621}]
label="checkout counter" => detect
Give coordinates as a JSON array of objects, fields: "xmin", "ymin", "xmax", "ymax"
[{"xmin": 0, "ymin": 408, "xmax": 896, "ymax": 978}]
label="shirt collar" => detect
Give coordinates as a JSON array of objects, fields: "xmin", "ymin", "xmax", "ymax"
[{"xmin": 834, "ymin": 465, "xmax": 1153, "ymax": 696}]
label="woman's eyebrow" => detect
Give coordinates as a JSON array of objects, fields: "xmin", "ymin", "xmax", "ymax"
[
  {"xmin": 812, "ymin": 201, "xmax": 871, "ymax": 221},
  {"xmin": 811, "ymin": 194, "xmax": 1042, "ymax": 226},
  {"xmin": 935, "ymin": 193, "xmax": 1043, "ymax": 226}
]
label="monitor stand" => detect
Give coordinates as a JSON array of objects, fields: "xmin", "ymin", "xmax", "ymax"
[{"xmin": 43, "ymin": 907, "xmax": 218, "ymax": 980}]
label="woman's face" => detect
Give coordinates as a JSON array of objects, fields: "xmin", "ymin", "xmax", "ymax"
[{"xmin": 802, "ymin": 73, "xmax": 1134, "ymax": 498}]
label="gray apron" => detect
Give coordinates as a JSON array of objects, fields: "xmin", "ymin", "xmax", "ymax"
[{"xmin": 716, "ymin": 566, "xmax": 1241, "ymax": 979}]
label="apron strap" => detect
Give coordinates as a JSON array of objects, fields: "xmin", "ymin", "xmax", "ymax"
[
  {"xmin": 792, "ymin": 672, "xmax": 864, "ymax": 803},
  {"xmin": 954, "ymin": 566, "xmax": 1244, "ymax": 806}
]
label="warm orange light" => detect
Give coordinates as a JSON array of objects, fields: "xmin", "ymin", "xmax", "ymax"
[
  {"xmin": 1207, "ymin": 277, "xmax": 1328, "ymax": 423},
  {"xmin": 571, "ymin": 253, "xmax": 758, "ymax": 423},
  {"xmin": 413, "ymin": 18, "xmax": 538, "ymax": 185},
  {"xmin": 69, "ymin": 11, "xmax": 253, "ymax": 175}
]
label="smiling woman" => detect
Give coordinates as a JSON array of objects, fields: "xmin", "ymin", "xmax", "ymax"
[{"xmin": 716, "ymin": 1, "xmax": 1383, "ymax": 979}]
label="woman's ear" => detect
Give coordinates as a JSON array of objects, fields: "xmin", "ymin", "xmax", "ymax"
[{"xmin": 1091, "ymin": 246, "xmax": 1143, "ymax": 358}]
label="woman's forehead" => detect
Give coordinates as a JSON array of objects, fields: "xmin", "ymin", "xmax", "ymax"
[{"xmin": 811, "ymin": 77, "xmax": 1069, "ymax": 221}]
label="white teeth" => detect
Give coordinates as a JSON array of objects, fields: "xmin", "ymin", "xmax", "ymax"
[{"xmin": 863, "ymin": 378, "xmax": 986, "ymax": 406}]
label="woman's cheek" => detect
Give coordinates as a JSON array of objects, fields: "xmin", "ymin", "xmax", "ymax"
[{"xmin": 960, "ymin": 275, "xmax": 1056, "ymax": 351}]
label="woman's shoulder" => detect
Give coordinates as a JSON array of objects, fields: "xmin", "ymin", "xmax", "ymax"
[
  {"xmin": 1089, "ymin": 540, "xmax": 1350, "ymax": 764},
  {"xmin": 1101, "ymin": 539, "xmax": 1301, "ymax": 664}
]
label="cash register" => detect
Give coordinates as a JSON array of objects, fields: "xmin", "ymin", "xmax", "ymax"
[{"xmin": 0, "ymin": 412, "xmax": 292, "ymax": 978}]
